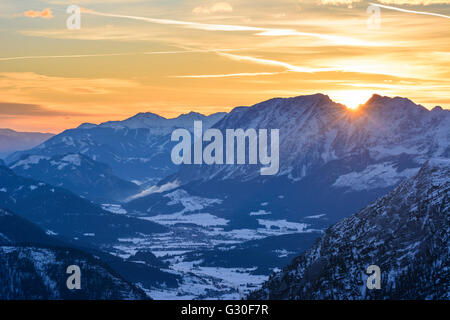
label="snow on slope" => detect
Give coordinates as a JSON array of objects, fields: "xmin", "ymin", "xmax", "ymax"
[
  {"xmin": 170, "ymin": 94, "xmax": 449, "ymax": 190},
  {"xmin": 80, "ymin": 111, "xmax": 226, "ymax": 135},
  {"xmin": 250, "ymin": 159, "xmax": 449, "ymax": 300}
]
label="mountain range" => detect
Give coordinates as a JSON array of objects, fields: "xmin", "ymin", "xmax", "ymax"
[
  {"xmin": 125, "ymin": 94, "xmax": 449, "ymax": 230},
  {"xmin": 0, "ymin": 129, "xmax": 53, "ymax": 159},
  {"xmin": 249, "ymin": 159, "xmax": 449, "ymax": 300},
  {"xmin": 0, "ymin": 164, "xmax": 166, "ymax": 244},
  {"xmin": 6, "ymin": 112, "xmax": 225, "ymax": 184},
  {"xmin": 10, "ymin": 153, "xmax": 140, "ymax": 203},
  {"xmin": 0, "ymin": 93, "xmax": 448, "ymax": 300}
]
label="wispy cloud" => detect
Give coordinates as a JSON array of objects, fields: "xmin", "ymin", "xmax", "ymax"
[
  {"xmin": 175, "ymin": 51, "xmax": 430, "ymax": 79},
  {"xmin": 83, "ymin": 9, "xmax": 377, "ymax": 46},
  {"xmin": 320, "ymin": 0, "xmax": 450, "ymax": 5},
  {"xmin": 319, "ymin": 0, "xmax": 362, "ymax": 6},
  {"xmin": 173, "ymin": 72, "xmax": 282, "ymax": 78},
  {"xmin": 193, "ymin": 2, "xmax": 233, "ymax": 15},
  {"xmin": 0, "ymin": 101, "xmax": 84, "ymax": 117},
  {"xmin": 0, "ymin": 72, "xmax": 138, "ymax": 96},
  {"xmin": 370, "ymin": 2, "xmax": 450, "ymax": 18},
  {"xmin": 23, "ymin": 8, "xmax": 53, "ymax": 19},
  {"xmin": 378, "ymin": 1, "xmax": 450, "ymax": 5},
  {"xmin": 0, "ymin": 53, "xmax": 139, "ymax": 62},
  {"xmin": 217, "ymin": 52, "xmax": 339, "ymax": 73},
  {"xmin": 0, "ymin": 49, "xmax": 239, "ymax": 62}
]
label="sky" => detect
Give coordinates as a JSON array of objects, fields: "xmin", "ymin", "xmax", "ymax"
[{"xmin": 0, "ymin": 0, "xmax": 449, "ymax": 133}]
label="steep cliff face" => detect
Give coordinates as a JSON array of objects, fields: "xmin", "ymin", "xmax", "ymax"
[{"xmin": 250, "ymin": 160, "xmax": 449, "ymax": 300}]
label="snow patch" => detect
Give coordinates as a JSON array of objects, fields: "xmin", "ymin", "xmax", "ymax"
[
  {"xmin": 164, "ymin": 189, "xmax": 222, "ymax": 213},
  {"xmin": 126, "ymin": 181, "xmax": 179, "ymax": 201},
  {"xmin": 333, "ymin": 163, "xmax": 419, "ymax": 191},
  {"xmin": 249, "ymin": 210, "xmax": 272, "ymax": 216},
  {"xmin": 141, "ymin": 213, "xmax": 229, "ymax": 227}
]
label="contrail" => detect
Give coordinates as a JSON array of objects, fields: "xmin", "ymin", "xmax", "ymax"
[
  {"xmin": 173, "ymin": 72, "xmax": 282, "ymax": 78},
  {"xmin": 0, "ymin": 53, "xmax": 138, "ymax": 61},
  {"xmin": 218, "ymin": 52, "xmax": 339, "ymax": 73},
  {"xmin": 370, "ymin": 2, "xmax": 450, "ymax": 19},
  {"xmin": 84, "ymin": 9, "xmax": 376, "ymax": 46},
  {"xmin": 0, "ymin": 49, "xmax": 237, "ymax": 62},
  {"xmin": 175, "ymin": 51, "xmax": 409, "ymax": 78},
  {"xmin": 171, "ymin": 52, "xmax": 339, "ymax": 78}
]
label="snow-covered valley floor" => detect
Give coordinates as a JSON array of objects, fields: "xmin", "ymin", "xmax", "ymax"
[{"xmin": 102, "ymin": 204, "xmax": 320, "ymax": 299}]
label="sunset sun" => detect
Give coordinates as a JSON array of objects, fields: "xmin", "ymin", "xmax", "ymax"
[{"xmin": 330, "ymin": 90, "xmax": 374, "ymax": 110}]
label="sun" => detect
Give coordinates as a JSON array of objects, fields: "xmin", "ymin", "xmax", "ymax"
[{"xmin": 329, "ymin": 90, "xmax": 374, "ymax": 110}]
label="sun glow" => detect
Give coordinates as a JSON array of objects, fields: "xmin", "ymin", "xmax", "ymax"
[{"xmin": 330, "ymin": 90, "xmax": 375, "ymax": 110}]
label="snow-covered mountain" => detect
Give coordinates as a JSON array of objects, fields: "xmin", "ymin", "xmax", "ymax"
[
  {"xmin": 171, "ymin": 94, "xmax": 448, "ymax": 183},
  {"xmin": 1, "ymin": 93, "xmax": 448, "ymax": 300},
  {"xmin": 0, "ymin": 164, "xmax": 166, "ymax": 245},
  {"xmin": 6, "ymin": 112, "xmax": 225, "ymax": 183},
  {"xmin": 0, "ymin": 208, "xmax": 148, "ymax": 300},
  {"xmin": 126, "ymin": 94, "xmax": 448, "ymax": 229},
  {"xmin": 0, "ymin": 129, "xmax": 53, "ymax": 158},
  {"xmin": 10, "ymin": 153, "xmax": 141, "ymax": 203},
  {"xmin": 249, "ymin": 159, "xmax": 449, "ymax": 300},
  {"xmin": 80, "ymin": 111, "xmax": 226, "ymax": 134},
  {"xmin": 118, "ymin": 94, "xmax": 449, "ymax": 299}
]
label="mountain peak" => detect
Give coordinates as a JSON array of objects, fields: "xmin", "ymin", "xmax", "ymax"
[
  {"xmin": 360, "ymin": 94, "xmax": 430, "ymax": 123},
  {"xmin": 432, "ymin": 106, "xmax": 444, "ymax": 112},
  {"xmin": 78, "ymin": 123, "xmax": 97, "ymax": 129},
  {"xmin": 363, "ymin": 94, "xmax": 426, "ymax": 110},
  {"xmin": 128, "ymin": 112, "xmax": 166, "ymax": 121}
]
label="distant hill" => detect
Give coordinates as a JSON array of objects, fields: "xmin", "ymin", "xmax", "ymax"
[
  {"xmin": 10, "ymin": 153, "xmax": 141, "ymax": 203},
  {"xmin": 6, "ymin": 112, "xmax": 225, "ymax": 183},
  {"xmin": 0, "ymin": 164, "xmax": 167, "ymax": 245},
  {"xmin": 0, "ymin": 129, "xmax": 53, "ymax": 158}
]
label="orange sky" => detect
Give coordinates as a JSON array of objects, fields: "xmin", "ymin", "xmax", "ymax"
[{"xmin": 0, "ymin": 0, "xmax": 449, "ymax": 133}]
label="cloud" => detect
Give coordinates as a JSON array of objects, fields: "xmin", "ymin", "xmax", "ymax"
[
  {"xmin": 175, "ymin": 51, "xmax": 422, "ymax": 79},
  {"xmin": 217, "ymin": 52, "xmax": 339, "ymax": 73},
  {"xmin": 173, "ymin": 72, "xmax": 281, "ymax": 78},
  {"xmin": 171, "ymin": 52, "xmax": 343, "ymax": 78},
  {"xmin": 370, "ymin": 2, "xmax": 450, "ymax": 18},
  {"xmin": 0, "ymin": 49, "xmax": 239, "ymax": 62},
  {"xmin": 193, "ymin": 2, "xmax": 233, "ymax": 15},
  {"xmin": 0, "ymin": 72, "xmax": 138, "ymax": 96},
  {"xmin": 47, "ymin": 0, "xmax": 146, "ymax": 3},
  {"xmin": 84, "ymin": 9, "xmax": 377, "ymax": 46},
  {"xmin": 0, "ymin": 101, "xmax": 83, "ymax": 117},
  {"xmin": 378, "ymin": 1, "xmax": 450, "ymax": 5},
  {"xmin": 319, "ymin": 0, "xmax": 362, "ymax": 5},
  {"xmin": 23, "ymin": 8, "xmax": 53, "ymax": 19},
  {"xmin": 320, "ymin": 0, "xmax": 449, "ymax": 4},
  {"xmin": 0, "ymin": 53, "xmax": 138, "ymax": 62}
]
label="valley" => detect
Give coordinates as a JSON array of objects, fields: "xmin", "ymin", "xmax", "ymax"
[{"xmin": 101, "ymin": 203, "xmax": 322, "ymax": 299}]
